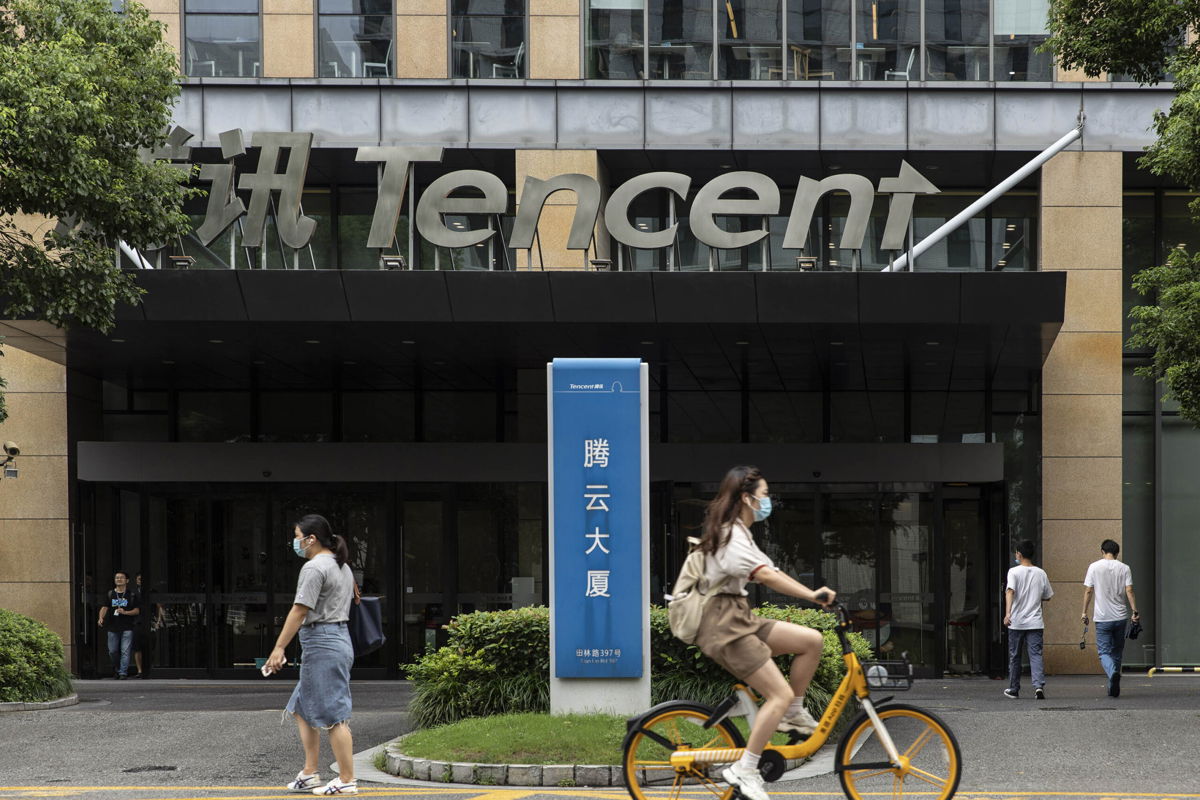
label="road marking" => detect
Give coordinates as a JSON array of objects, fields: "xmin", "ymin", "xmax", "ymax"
[{"xmin": 4, "ymin": 789, "xmax": 1200, "ymax": 800}]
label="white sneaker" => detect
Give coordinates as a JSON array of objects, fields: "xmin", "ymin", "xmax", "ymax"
[
  {"xmin": 776, "ymin": 706, "xmax": 819, "ymax": 735},
  {"xmin": 286, "ymin": 772, "xmax": 320, "ymax": 792},
  {"xmin": 312, "ymin": 778, "xmax": 357, "ymax": 796},
  {"xmin": 721, "ymin": 762, "xmax": 770, "ymax": 800}
]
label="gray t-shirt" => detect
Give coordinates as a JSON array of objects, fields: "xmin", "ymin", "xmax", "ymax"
[
  {"xmin": 294, "ymin": 553, "xmax": 354, "ymax": 625},
  {"xmin": 1005, "ymin": 564, "xmax": 1053, "ymax": 630}
]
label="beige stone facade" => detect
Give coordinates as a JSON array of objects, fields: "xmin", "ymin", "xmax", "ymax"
[
  {"xmin": 0, "ymin": 347, "xmax": 72, "ymax": 666},
  {"xmin": 1038, "ymin": 151, "xmax": 1124, "ymax": 674},
  {"xmin": 514, "ymin": 150, "xmax": 607, "ymax": 270}
]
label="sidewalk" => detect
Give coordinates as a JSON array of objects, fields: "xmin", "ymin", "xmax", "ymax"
[{"xmin": 0, "ymin": 674, "xmax": 1196, "ymax": 793}]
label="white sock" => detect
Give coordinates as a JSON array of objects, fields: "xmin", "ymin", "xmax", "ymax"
[
  {"xmin": 787, "ymin": 697, "xmax": 808, "ymax": 717},
  {"xmin": 736, "ymin": 751, "xmax": 761, "ymax": 772}
]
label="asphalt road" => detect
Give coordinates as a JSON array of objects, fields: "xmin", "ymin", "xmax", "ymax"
[{"xmin": 1, "ymin": 674, "xmax": 1198, "ymax": 798}]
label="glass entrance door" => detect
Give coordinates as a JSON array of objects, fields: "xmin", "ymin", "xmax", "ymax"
[
  {"xmin": 725, "ymin": 483, "xmax": 986, "ymax": 676},
  {"xmin": 83, "ymin": 483, "xmax": 394, "ymax": 678}
]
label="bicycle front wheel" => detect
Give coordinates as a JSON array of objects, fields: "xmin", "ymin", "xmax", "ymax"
[
  {"xmin": 621, "ymin": 702, "xmax": 743, "ymax": 800},
  {"xmin": 836, "ymin": 703, "xmax": 961, "ymax": 800}
]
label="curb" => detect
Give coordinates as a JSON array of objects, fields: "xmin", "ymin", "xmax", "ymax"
[
  {"xmin": 0, "ymin": 693, "xmax": 79, "ymax": 713},
  {"xmin": 381, "ymin": 737, "xmax": 810, "ymax": 788}
]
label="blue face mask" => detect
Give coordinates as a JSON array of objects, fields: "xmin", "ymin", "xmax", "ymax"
[
  {"xmin": 292, "ymin": 536, "xmax": 309, "ymax": 558},
  {"xmin": 753, "ymin": 496, "xmax": 773, "ymax": 522}
]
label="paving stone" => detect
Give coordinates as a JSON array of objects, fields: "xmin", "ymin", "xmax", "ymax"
[
  {"xmin": 450, "ymin": 762, "xmax": 477, "ymax": 783},
  {"xmin": 575, "ymin": 765, "xmax": 611, "ymax": 786},
  {"xmin": 506, "ymin": 764, "xmax": 542, "ymax": 786},
  {"xmin": 541, "ymin": 765, "xmax": 575, "ymax": 786},
  {"xmin": 410, "ymin": 758, "xmax": 430, "ymax": 781},
  {"xmin": 474, "ymin": 764, "xmax": 507, "ymax": 785}
]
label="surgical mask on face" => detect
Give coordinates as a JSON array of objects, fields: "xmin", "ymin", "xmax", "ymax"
[
  {"xmin": 753, "ymin": 496, "xmax": 773, "ymax": 522},
  {"xmin": 292, "ymin": 536, "xmax": 310, "ymax": 558}
]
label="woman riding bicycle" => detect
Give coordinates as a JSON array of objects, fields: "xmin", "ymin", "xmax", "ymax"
[{"xmin": 695, "ymin": 465, "xmax": 836, "ymax": 800}]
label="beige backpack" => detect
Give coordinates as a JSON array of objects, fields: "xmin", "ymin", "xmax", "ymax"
[{"xmin": 666, "ymin": 537, "xmax": 713, "ymax": 644}]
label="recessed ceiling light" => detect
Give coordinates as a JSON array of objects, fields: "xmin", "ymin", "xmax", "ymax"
[
  {"xmin": 997, "ymin": 260, "xmax": 1007, "ymax": 266},
  {"xmin": 252, "ymin": 360, "xmax": 265, "ymax": 365},
  {"xmin": 305, "ymin": 339, "xmax": 320, "ymax": 344},
  {"xmin": 161, "ymin": 359, "xmax": 175, "ymax": 365},
  {"xmin": 111, "ymin": 338, "xmax": 125, "ymax": 343},
  {"xmin": 640, "ymin": 340, "xmax": 655, "ymax": 345},
  {"xmin": 1006, "ymin": 224, "xmax": 1016, "ymax": 231},
  {"xmin": 925, "ymin": 361, "xmax": 936, "ymax": 366},
  {"xmin": 401, "ymin": 340, "xmax": 415, "ymax": 345},
  {"xmin": 925, "ymin": 341, "xmax": 940, "ymax": 346},
  {"xmin": 831, "ymin": 341, "xmax": 844, "ymax": 346},
  {"xmin": 636, "ymin": 223, "xmax": 649, "ymax": 230},
  {"xmin": 834, "ymin": 361, "xmax": 847, "ymax": 366},
  {"xmin": 735, "ymin": 340, "xmax": 749, "ymax": 346},
  {"xmin": 1002, "ymin": 242, "xmax": 1011, "ymax": 248},
  {"xmin": 433, "ymin": 360, "xmax": 447, "ymax": 366},
  {"xmin": 343, "ymin": 360, "xmax": 357, "ymax": 366},
  {"xmin": 209, "ymin": 339, "xmax": 223, "ymax": 344}
]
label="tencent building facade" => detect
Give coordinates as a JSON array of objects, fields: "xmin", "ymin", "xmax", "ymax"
[{"xmin": 1, "ymin": 0, "xmax": 1197, "ymax": 679}]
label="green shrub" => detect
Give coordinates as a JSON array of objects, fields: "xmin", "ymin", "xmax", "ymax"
[
  {"xmin": 405, "ymin": 604, "xmax": 872, "ymax": 731},
  {"xmin": 0, "ymin": 608, "xmax": 73, "ymax": 703}
]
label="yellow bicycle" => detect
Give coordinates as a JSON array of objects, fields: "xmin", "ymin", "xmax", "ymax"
[{"xmin": 621, "ymin": 599, "xmax": 961, "ymax": 800}]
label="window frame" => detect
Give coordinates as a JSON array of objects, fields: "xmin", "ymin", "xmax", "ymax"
[
  {"xmin": 314, "ymin": 0, "xmax": 396, "ymax": 80},
  {"xmin": 448, "ymin": 0, "xmax": 530, "ymax": 80},
  {"xmin": 182, "ymin": 0, "xmax": 264, "ymax": 79}
]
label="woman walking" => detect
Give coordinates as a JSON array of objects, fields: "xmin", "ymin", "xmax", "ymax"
[
  {"xmin": 266, "ymin": 514, "xmax": 358, "ymax": 795},
  {"xmin": 695, "ymin": 465, "xmax": 836, "ymax": 800}
]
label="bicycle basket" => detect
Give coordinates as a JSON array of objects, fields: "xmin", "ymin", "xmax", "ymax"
[{"xmin": 862, "ymin": 659, "xmax": 913, "ymax": 690}]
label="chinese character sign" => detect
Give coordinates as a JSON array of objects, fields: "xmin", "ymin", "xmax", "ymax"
[{"xmin": 549, "ymin": 358, "xmax": 646, "ymax": 679}]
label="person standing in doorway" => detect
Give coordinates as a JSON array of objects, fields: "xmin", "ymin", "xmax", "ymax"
[
  {"xmin": 1003, "ymin": 540, "xmax": 1053, "ymax": 700},
  {"xmin": 265, "ymin": 514, "xmax": 358, "ymax": 796},
  {"xmin": 1082, "ymin": 539, "xmax": 1139, "ymax": 697},
  {"xmin": 97, "ymin": 570, "xmax": 140, "ymax": 679}
]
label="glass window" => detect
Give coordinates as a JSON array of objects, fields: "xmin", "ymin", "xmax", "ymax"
[
  {"xmin": 178, "ymin": 392, "xmax": 251, "ymax": 442},
  {"xmin": 1122, "ymin": 413, "xmax": 1156, "ymax": 664},
  {"xmin": 587, "ymin": 0, "xmax": 646, "ymax": 78},
  {"xmin": 924, "ymin": 0, "xmax": 988, "ymax": 80},
  {"xmin": 451, "ymin": 1, "xmax": 527, "ymax": 79},
  {"xmin": 993, "ymin": 0, "xmax": 1052, "ymax": 81},
  {"xmin": 649, "ymin": 0, "xmax": 713, "ymax": 79},
  {"xmin": 719, "ymin": 1, "xmax": 782, "ymax": 80},
  {"xmin": 424, "ymin": 391, "xmax": 498, "ymax": 441},
  {"xmin": 786, "ymin": 0, "xmax": 851, "ymax": 80},
  {"xmin": 259, "ymin": 392, "xmax": 333, "ymax": 442},
  {"xmin": 855, "ymin": 0, "xmax": 919, "ymax": 81},
  {"xmin": 1161, "ymin": 417, "xmax": 1200, "ymax": 664},
  {"xmin": 342, "ymin": 391, "xmax": 415, "ymax": 441},
  {"xmin": 1123, "ymin": 194, "xmax": 1156, "ymax": 344},
  {"xmin": 749, "ymin": 391, "xmax": 822, "ymax": 442},
  {"xmin": 318, "ymin": 0, "xmax": 394, "ymax": 78},
  {"xmin": 184, "ymin": 0, "xmax": 261, "ymax": 78}
]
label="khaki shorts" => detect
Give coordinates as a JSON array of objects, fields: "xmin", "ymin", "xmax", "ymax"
[{"xmin": 695, "ymin": 594, "xmax": 777, "ymax": 681}]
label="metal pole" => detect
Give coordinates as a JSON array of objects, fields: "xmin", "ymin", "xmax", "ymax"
[{"xmin": 883, "ymin": 125, "xmax": 1083, "ymax": 272}]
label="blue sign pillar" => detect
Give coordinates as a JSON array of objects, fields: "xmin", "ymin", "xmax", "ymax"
[{"xmin": 548, "ymin": 358, "xmax": 650, "ymax": 714}]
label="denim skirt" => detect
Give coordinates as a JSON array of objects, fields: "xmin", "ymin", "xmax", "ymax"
[{"xmin": 286, "ymin": 622, "xmax": 353, "ymax": 729}]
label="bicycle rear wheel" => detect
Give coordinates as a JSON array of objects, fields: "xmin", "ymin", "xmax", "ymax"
[
  {"xmin": 835, "ymin": 703, "xmax": 961, "ymax": 800},
  {"xmin": 621, "ymin": 702, "xmax": 743, "ymax": 800}
]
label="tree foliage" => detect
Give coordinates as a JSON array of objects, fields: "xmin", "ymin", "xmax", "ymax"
[
  {"xmin": 1047, "ymin": 1, "xmax": 1200, "ymax": 422},
  {"xmin": 0, "ymin": 0, "xmax": 193, "ymax": 420}
]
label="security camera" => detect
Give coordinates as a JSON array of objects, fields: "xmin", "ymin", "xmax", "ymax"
[{"xmin": 2, "ymin": 442, "xmax": 17, "ymax": 457}]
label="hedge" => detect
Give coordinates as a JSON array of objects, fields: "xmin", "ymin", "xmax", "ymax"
[
  {"xmin": 405, "ymin": 604, "xmax": 872, "ymax": 729},
  {"xmin": 0, "ymin": 608, "xmax": 73, "ymax": 703}
]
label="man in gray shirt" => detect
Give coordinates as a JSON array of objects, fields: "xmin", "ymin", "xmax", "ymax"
[{"xmin": 1003, "ymin": 539, "xmax": 1054, "ymax": 700}]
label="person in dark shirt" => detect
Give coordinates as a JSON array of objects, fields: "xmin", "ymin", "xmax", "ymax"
[{"xmin": 97, "ymin": 570, "xmax": 140, "ymax": 679}]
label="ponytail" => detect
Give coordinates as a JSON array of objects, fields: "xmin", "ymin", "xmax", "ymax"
[{"xmin": 295, "ymin": 514, "xmax": 349, "ymax": 567}]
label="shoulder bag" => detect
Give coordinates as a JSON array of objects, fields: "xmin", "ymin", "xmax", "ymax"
[{"xmin": 348, "ymin": 580, "xmax": 386, "ymax": 658}]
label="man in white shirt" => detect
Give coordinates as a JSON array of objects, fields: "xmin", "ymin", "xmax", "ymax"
[
  {"xmin": 1082, "ymin": 539, "xmax": 1140, "ymax": 698},
  {"xmin": 1003, "ymin": 540, "xmax": 1053, "ymax": 699}
]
